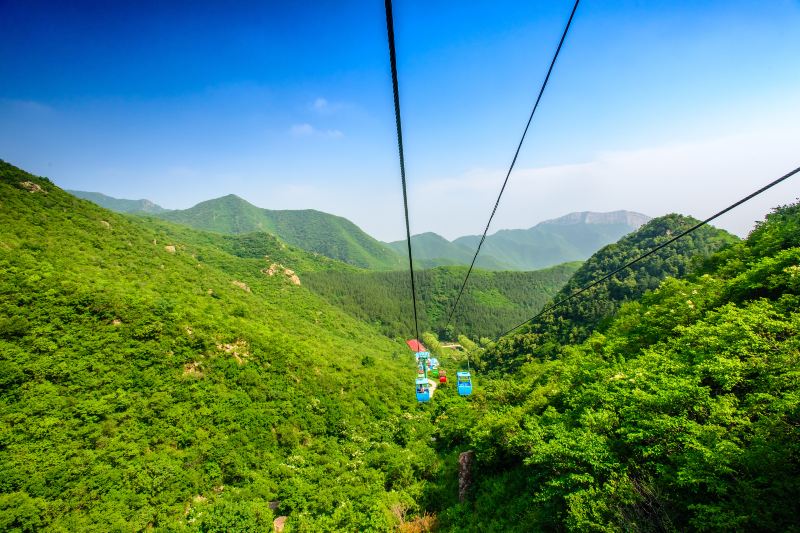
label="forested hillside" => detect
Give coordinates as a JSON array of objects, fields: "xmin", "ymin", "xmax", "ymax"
[
  {"xmin": 0, "ymin": 161, "xmax": 436, "ymax": 531},
  {"xmin": 153, "ymin": 194, "xmax": 403, "ymax": 270},
  {"xmin": 486, "ymin": 214, "xmax": 738, "ymax": 367},
  {"xmin": 426, "ymin": 202, "xmax": 800, "ymax": 531},
  {"xmin": 305, "ymin": 263, "xmax": 581, "ymax": 339}
]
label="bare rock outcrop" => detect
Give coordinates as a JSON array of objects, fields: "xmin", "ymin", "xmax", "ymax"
[
  {"xmin": 183, "ymin": 361, "xmax": 202, "ymax": 377},
  {"xmin": 458, "ymin": 450, "xmax": 475, "ymax": 502},
  {"xmin": 283, "ymin": 268, "xmax": 301, "ymax": 286},
  {"xmin": 261, "ymin": 262, "xmax": 301, "ymax": 285},
  {"xmin": 19, "ymin": 181, "xmax": 46, "ymax": 194},
  {"xmin": 231, "ymin": 280, "xmax": 251, "ymax": 292},
  {"xmin": 216, "ymin": 340, "xmax": 250, "ymax": 364}
]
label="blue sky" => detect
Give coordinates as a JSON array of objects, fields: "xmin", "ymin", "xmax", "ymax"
[{"xmin": 1, "ymin": 0, "xmax": 799, "ymax": 241}]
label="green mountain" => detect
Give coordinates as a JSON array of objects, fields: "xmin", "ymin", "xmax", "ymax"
[
  {"xmin": 0, "ymin": 161, "xmax": 436, "ymax": 530},
  {"xmin": 427, "ymin": 201, "xmax": 800, "ymax": 532},
  {"xmin": 305, "ymin": 262, "xmax": 582, "ymax": 340},
  {"xmin": 154, "ymin": 194, "xmax": 403, "ymax": 270},
  {"xmin": 389, "ymin": 210, "xmax": 651, "ymax": 271},
  {"xmin": 67, "ymin": 189, "xmax": 170, "ymax": 214},
  {"xmin": 487, "ymin": 213, "xmax": 739, "ymax": 367}
]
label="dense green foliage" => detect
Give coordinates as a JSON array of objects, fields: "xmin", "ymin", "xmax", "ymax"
[
  {"xmin": 153, "ymin": 194, "xmax": 403, "ymax": 270},
  {"xmin": 427, "ymin": 202, "xmax": 800, "ymax": 531},
  {"xmin": 488, "ymin": 215, "xmax": 739, "ymax": 367},
  {"xmin": 389, "ymin": 211, "xmax": 649, "ymax": 271},
  {"xmin": 0, "ymin": 161, "xmax": 437, "ymax": 531},
  {"xmin": 67, "ymin": 190, "xmax": 169, "ymax": 214},
  {"xmin": 305, "ymin": 263, "xmax": 581, "ymax": 340}
]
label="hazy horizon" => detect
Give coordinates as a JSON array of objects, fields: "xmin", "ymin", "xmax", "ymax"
[{"xmin": 65, "ymin": 186, "xmax": 656, "ymax": 242}]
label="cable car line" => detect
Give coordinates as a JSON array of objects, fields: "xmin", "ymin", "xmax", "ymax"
[
  {"xmin": 385, "ymin": 0, "xmax": 475, "ymax": 400},
  {"xmin": 385, "ymin": 0, "xmax": 420, "ymax": 345},
  {"xmin": 444, "ymin": 0, "xmax": 581, "ymax": 334},
  {"xmin": 497, "ymin": 164, "xmax": 800, "ymax": 339}
]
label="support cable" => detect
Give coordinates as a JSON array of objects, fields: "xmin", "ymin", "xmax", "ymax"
[
  {"xmin": 498, "ymin": 165, "xmax": 800, "ymax": 338},
  {"xmin": 444, "ymin": 0, "xmax": 581, "ymax": 334},
  {"xmin": 385, "ymin": 0, "xmax": 421, "ymax": 344}
]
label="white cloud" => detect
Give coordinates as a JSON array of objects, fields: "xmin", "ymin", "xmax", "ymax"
[
  {"xmin": 309, "ymin": 96, "xmax": 346, "ymax": 114},
  {"xmin": 289, "ymin": 123, "xmax": 314, "ymax": 137},
  {"xmin": 325, "ymin": 129, "xmax": 344, "ymax": 139},
  {"xmin": 311, "ymin": 97, "xmax": 328, "ymax": 112},
  {"xmin": 410, "ymin": 125, "xmax": 800, "ymax": 240}
]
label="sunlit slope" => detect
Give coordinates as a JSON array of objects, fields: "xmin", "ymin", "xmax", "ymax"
[
  {"xmin": 429, "ymin": 202, "xmax": 800, "ymax": 532},
  {"xmin": 155, "ymin": 194, "xmax": 403, "ymax": 270},
  {"xmin": 0, "ymin": 161, "xmax": 433, "ymax": 531}
]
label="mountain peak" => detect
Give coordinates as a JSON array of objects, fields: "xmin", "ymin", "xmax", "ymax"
[
  {"xmin": 190, "ymin": 194, "xmax": 260, "ymax": 210},
  {"xmin": 539, "ymin": 210, "xmax": 651, "ymax": 229},
  {"xmin": 216, "ymin": 193, "xmax": 251, "ymax": 203},
  {"xmin": 156, "ymin": 194, "xmax": 402, "ymax": 269}
]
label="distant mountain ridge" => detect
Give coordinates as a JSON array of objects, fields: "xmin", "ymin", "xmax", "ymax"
[
  {"xmin": 540, "ymin": 210, "xmax": 651, "ymax": 227},
  {"xmin": 72, "ymin": 188, "xmax": 650, "ymax": 272},
  {"xmin": 389, "ymin": 210, "xmax": 651, "ymax": 271},
  {"xmin": 67, "ymin": 190, "xmax": 170, "ymax": 214}
]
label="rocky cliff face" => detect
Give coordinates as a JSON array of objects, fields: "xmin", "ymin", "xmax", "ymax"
[{"xmin": 539, "ymin": 210, "xmax": 651, "ymax": 229}]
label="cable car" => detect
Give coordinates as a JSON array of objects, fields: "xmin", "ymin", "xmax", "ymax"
[
  {"xmin": 456, "ymin": 371, "xmax": 472, "ymax": 396},
  {"xmin": 415, "ymin": 377, "xmax": 431, "ymax": 402},
  {"xmin": 439, "ymin": 370, "xmax": 447, "ymax": 384}
]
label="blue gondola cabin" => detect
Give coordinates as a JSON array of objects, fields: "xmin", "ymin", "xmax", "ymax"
[
  {"xmin": 456, "ymin": 371, "xmax": 472, "ymax": 396},
  {"xmin": 415, "ymin": 377, "xmax": 431, "ymax": 402}
]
